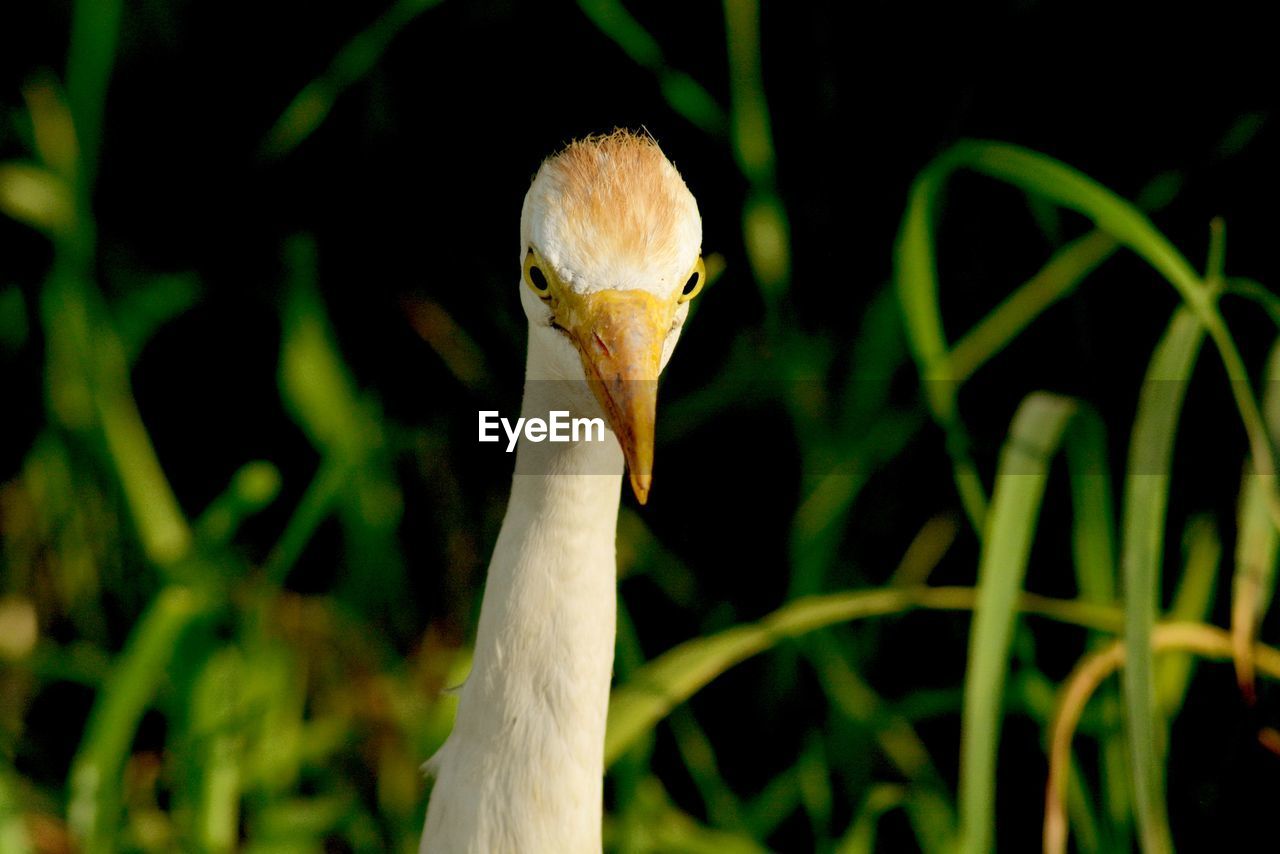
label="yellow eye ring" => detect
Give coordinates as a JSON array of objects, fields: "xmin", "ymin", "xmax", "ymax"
[
  {"xmin": 523, "ymin": 248, "xmax": 552, "ymax": 298},
  {"xmin": 678, "ymin": 257, "xmax": 706, "ymax": 303}
]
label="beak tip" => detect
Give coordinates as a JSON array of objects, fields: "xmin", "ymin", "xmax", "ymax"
[{"xmin": 629, "ymin": 472, "xmax": 652, "ymax": 505}]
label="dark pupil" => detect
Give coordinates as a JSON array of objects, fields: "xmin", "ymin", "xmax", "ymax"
[
  {"xmin": 682, "ymin": 271, "xmax": 700, "ymax": 295},
  {"xmin": 529, "ymin": 265, "xmax": 549, "ymax": 291}
]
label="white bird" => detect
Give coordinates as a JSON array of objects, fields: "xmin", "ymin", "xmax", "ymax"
[{"xmin": 420, "ymin": 130, "xmax": 705, "ymax": 853}]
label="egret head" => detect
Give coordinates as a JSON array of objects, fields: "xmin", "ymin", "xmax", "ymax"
[{"xmin": 518, "ymin": 130, "xmax": 704, "ymax": 503}]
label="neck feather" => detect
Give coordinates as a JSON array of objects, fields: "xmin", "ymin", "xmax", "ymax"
[{"xmin": 421, "ymin": 341, "xmax": 623, "ymax": 853}]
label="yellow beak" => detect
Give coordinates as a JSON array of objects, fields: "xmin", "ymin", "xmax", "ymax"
[{"xmin": 557, "ymin": 288, "xmax": 669, "ymax": 504}]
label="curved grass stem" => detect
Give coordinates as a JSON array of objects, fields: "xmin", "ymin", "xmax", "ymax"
[
  {"xmin": 1044, "ymin": 623, "xmax": 1280, "ymax": 854},
  {"xmin": 606, "ymin": 583, "xmax": 1123, "ymax": 767}
]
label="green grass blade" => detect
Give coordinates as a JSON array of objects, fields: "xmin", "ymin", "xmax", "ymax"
[
  {"xmin": 743, "ymin": 764, "xmax": 801, "ymax": 839},
  {"xmin": 807, "ymin": 635, "xmax": 954, "ymax": 852},
  {"xmin": 1235, "ymin": 472, "xmax": 1278, "ymax": 694},
  {"xmin": 605, "ymin": 777, "xmax": 768, "ymax": 854},
  {"xmin": 1225, "ymin": 278, "xmax": 1280, "ymax": 328},
  {"xmin": 1120, "ymin": 307, "xmax": 1204, "ymax": 854},
  {"xmin": 40, "ymin": 270, "xmax": 193, "ymax": 568},
  {"xmin": 948, "ymin": 230, "xmax": 1119, "ymax": 384},
  {"xmin": 893, "ymin": 157, "xmax": 953, "ymax": 414},
  {"xmin": 795, "ymin": 733, "xmax": 832, "ymax": 841},
  {"xmin": 722, "ymin": 0, "xmax": 776, "ymax": 184},
  {"xmin": 1157, "ymin": 517, "xmax": 1220, "ymax": 712},
  {"xmin": 65, "ymin": 0, "xmax": 122, "ymax": 191},
  {"xmin": 69, "ymin": 586, "xmax": 216, "ymax": 853},
  {"xmin": 957, "ymin": 392, "xmax": 1099, "ymax": 854},
  {"xmin": 1063, "ymin": 758, "xmax": 1104, "ymax": 853},
  {"xmin": 28, "ymin": 25, "xmax": 194, "ymax": 572},
  {"xmin": 576, "ymin": 0, "xmax": 727, "ymax": 136},
  {"xmin": 259, "ymin": 0, "xmax": 445, "ymax": 159},
  {"xmin": 894, "ymin": 159, "xmax": 1124, "ymax": 419},
  {"xmin": 21, "ymin": 78, "xmax": 78, "ymax": 182},
  {"xmin": 0, "ymin": 161, "xmax": 74, "ymax": 234},
  {"xmin": 269, "ymin": 236, "xmax": 398, "ymax": 586},
  {"xmin": 721, "ymin": 0, "xmax": 790, "ymax": 309},
  {"xmin": 278, "ymin": 237, "xmax": 372, "ymax": 456},
  {"xmin": 894, "ymin": 175, "xmax": 1119, "ymax": 534},
  {"xmin": 194, "ymin": 461, "xmax": 283, "ymax": 546},
  {"xmin": 944, "ymin": 142, "xmax": 1203, "ymax": 308},
  {"xmin": 0, "ymin": 760, "xmax": 32, "ymax": 854},
  {"xmin": 667, "ymin": 705, "xmax": 750, "ymax": 835},
  {"xmin": 1100, "ymin": 710, "xmax": 1132, "ymax": 849},
  {"xmin": 605, "ymin": 584, "xmax": 1121, "ymax": 768},
  {"xmin": 893, "ymin": 140, "xmax": 1276, "ymax": 850},
  {"xmin": 788, "ymin": 412, "xmax": 921, "ymax": 599},
  {"xmin": 895, "ymin": 141, "xmax": 1279, "ymax": 540},
  {"xmin": 835, "ymin": 784, "xmax": 906, "ymax": 854},
  {"xmin": 1067, "ymin": 409, "xmax": 1117, "ymax": 608},
  {"xmin": 1047, "ymin": 622, "xmax": 1280, "ymax": 854},
  {"xmin": 1232, "ymin": 338, "xmax": 1280, "ymax": 699},
  {"xmin": 190, "ymin": 650, "xmax": 246, "ymax": 853},
  {"xmin": 112, "ymin": 273, "xmax": 201, "ymax": 364},
  {"xmin": 952, "ymin": 143, "xmax": 1277, "ymax": 510},
  {"xmin": 1063, "ymin": 394, "xmax": 1120, "ymax": 852}
]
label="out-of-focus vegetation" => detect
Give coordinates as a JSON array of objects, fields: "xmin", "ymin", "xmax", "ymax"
[{"xmin": 2, "ymin": 0, "xmax": 1279, "ymax": 851}]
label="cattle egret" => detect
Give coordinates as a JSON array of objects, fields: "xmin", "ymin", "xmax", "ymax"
[{"xmin": 420, "ymin": 130, "xmax": 705, "ymax": 852}]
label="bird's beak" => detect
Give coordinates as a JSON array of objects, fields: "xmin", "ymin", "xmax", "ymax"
[{"xmin": 558, "ymin": 288, "xmax": 669, "ymax": 504}]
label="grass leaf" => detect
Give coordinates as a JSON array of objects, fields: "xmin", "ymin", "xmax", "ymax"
[
  {"xmin": 835, "ymin": 784, "xmax": 906, "ymax": 854},
  {"xmin": 957, "ymin": 392, "xmax": 1102, "ymax": 854},
  {"xmin": 576, "ymin": 0, "xmax": 727, "ymax": 136},
  {"xmin": 1120, "ymin": 307, "xmax": 1204, "ymax": 854},
  {"xmin": 259, "ymin": 0, "xmax": 445, "ymax": 160},
  {"xmin": 894, "ymin": 141, "xmax": 1279, "ymax": 545},
  {"xmin": 0, "ymin": 761, "xmax": 32, "ymax": 854},
  {"xmin": 605, "ymin": 583, "xmax": 1121, "ymax": 769},
  {"xmin": 69, "ymin": 586, "xmax": 217, "ymax": 852},
  {"xmin": 1232, "ymin": 338, "xmax": 1280, "ymax": 700},
  {"xmin": 1158, "ymin": 517, "xmax": 1221, "ymax": 712},
  {"xmin": 1046, "ymin": 623, "xmax": 1280, "ymax": 854}
]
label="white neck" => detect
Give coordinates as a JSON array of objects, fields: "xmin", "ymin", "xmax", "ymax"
[{"xmin": 421, "ymin": 340, "xmax": 623, "ymax": 853}]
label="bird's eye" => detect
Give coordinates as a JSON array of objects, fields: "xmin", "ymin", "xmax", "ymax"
[
  {"xmin": 678, "ymin": 257, "xmax": 707, "ymax": 303},
  {"xmin": 523, "ymin": 249, "xmax": 552, "ymax": 298},
  {"xmin": 529, "ymin": 266, "xmax": 549, "ymax": 291}
]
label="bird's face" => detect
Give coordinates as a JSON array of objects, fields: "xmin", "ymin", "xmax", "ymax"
[{"xmin": 518, "ymin": 131, "xmax": 704, "ymax": 504}]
